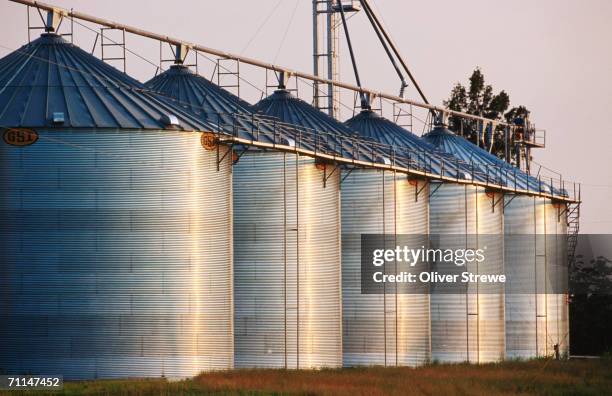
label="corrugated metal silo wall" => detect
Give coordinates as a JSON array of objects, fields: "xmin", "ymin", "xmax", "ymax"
[
  {"xmin": 233, "ymin": 151, "xmax": 342, "ymax": 369},
  {"xmin": 0, "ymin": 130, "xmax": 234, "ymax": 379},
  {"xmin": 341, "ymin": 170, "xmax": 430, "ymax": 367},
  {"xmin": 545, "ymin": 201, "xmax": 569, "ymax": 357},
  {"xmin": 429, "ymin": 183, "xmax": 505, "ymax": 363},
  {"xmin": 504, "ymin": 196, "xmax": 568, "ymax": 358}
]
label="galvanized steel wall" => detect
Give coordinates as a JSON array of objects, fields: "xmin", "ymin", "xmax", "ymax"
[
  {"xmin": 0, "ymin": 130, "xmax": 234, "ymax": 379},
  {"xmin": 341, "ymin": 170, "xmax": 430, "ymax": 367},
  {"xmin": 504, "ymin": 196, "xmax": 568, "ymax": 358},
  {"xmin": 429, "ymin": 184, "xmax": 505, "ymax": 363},
  {"xmin": 504, "ymin": 195, "xmax": 540, "ymax": 358},
  {"xmin": 233, "ymin": 151, "xmax": 342, "ymax": 369},
  {"xmin": 545, "ymin": 202, "xmax": 569, "ymax": 357}
]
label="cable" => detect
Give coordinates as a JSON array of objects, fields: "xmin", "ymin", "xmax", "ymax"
[
  {"xmin": 240, "ymin": 0, "xmax": 283, "ymax": 55},
  {"xmin": 0, "ymin": 37, "xmax": 580, "ymax": 200},
  {"xmin": 72, "ymin": 15, "xmax": 268, "ymax": 96},
  {"xmin": 359, "ymin": 0, "xmax": 429, "ymax": 104},
  {"xmin": 71, "ymin": 18, "xmax": 159, "ymax": 72},
  {"xmin": 273, "ymin": 0, "xmax": 300, "ymax": 64},
  {"xmin": 360, "ymin": 0, "xmax": 407, "ymax": 97},
  {"xmin": 194, "ymin": 50, "xmax": 265, "ymax": 95}
]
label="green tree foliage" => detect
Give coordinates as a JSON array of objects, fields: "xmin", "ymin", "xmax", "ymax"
[{"xmin": 444, "ymin": 68, "xmax": 528, "ymax": 160}]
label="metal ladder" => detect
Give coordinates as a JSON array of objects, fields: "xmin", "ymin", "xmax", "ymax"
[
  {"xmin": 392, "ymin": 102, "xmax": 414, "ymax": 130},
  {"xmin": 216, "ymin": 58, "xmax": 241, "ymax": 98},
  {"xmin": 98, "ymin": 27, "xmax": 127, "ymax": 73},
  {"xmin": 566, "ymin": 202, "xmax": 580, "ymax": 266}
]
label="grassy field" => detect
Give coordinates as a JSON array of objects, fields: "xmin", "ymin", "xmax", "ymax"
[{"xmin": 6, "ymin": 358, "xmax": 612, "ymax": 396}]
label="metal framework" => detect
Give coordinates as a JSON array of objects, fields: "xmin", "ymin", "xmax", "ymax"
[
  {"xmin": 313, "ymin": 1, "xmax": 341, "ymax": 117},
  {"xmin": 8, "ymin": 1, "xmax": 581, "ymax": 206},
  {"xmin": 11, "ymin": 0, "xmax": 523, "ymax": 129},
  {"xmin": 158, "ymin": 42, "xmax": 199, "ymax": 75},
  {"xmin": 3, "ymin": 0, "xmax": 580, "ymax": 368},
  {"xmin": 100, "ymin": 27, "xmax": 126, "ymax": 72}
]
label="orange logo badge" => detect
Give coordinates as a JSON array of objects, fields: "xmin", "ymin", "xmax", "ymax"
[
  {"xmin": 200, "ymin": 132, "xmax": 218, "ymax": 151},
  {"xmin": 3, "ymin": 128, "xmax": 39, "ymax": 147}
]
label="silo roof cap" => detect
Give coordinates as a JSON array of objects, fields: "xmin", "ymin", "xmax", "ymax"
[
  {"xmin": 254, "ymin": 89, "xmax": 357, "ymax": 137},
  {"xmin": 146, "ymin": 64, "xmax": 255, "ymax": 116}
]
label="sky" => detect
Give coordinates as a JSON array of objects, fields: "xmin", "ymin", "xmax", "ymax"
[{"xmin": 1, "ymin": 0, "xmax": 611, "ymax": 233}]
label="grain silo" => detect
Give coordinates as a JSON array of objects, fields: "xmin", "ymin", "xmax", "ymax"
[
  {"xmin": 342, "ymin": 108, "xmax": 461, "ymax": 367},
  {"xmin": 0, "ymin": 32, "xmax": 234, "ymax": 379},
  {"xmin": 420, "ymin": 123, "xmax": 505, "ymax": 363},
  {"xmin": 253, "ymin": 93, "xmax": 430, "ymax": 367},
  {"xmin": 423, "ymin": 121, "xmax": 569, "ymax": 360},
  {"xmin": 503, "ymin": 197, "xmax": 569, "ymax": 359},
  {"xmin": 231, "ymin": 149, "xmax": 342, "ymax": 369},
  {"xmin": 237, "ymin": 87, "xmax": 344, "ymax": 369},
  {"xmin": 148, "ymin": 64, "xmax": 344, "ymax": 368}
]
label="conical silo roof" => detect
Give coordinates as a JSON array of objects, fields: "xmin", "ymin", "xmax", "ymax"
[
  {"xmin": 254, "ymin": 89, "xmax": 357, "ymax": 137},
  {"xmin": 345, "ymin": 109, "xmax": 437, "ymax": 153},
  {"xmin": 345, "ymin": 109, "xmax": 475, "ymax": 180},
  {"xmin": 423, "ymin": 125, "xmax": 542, "ymax": 191},
  {"xmin": 146, "ymin": 68, "xmax": 321, "ymax": 148},
  {"xmin": 145, "ymin": 64, "xmax": 254, "ymax": 116},
  {"xmin": 253, "ymin": 89, "xmax": 387, "ymax": 163},
  {"xmin": 0, "ymin": 33, "xmax": 213, "ymax": 131}
]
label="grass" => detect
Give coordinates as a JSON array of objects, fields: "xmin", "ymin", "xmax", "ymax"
[{"xmin": 5, "ymin": 359, "xmax": 612, "ymax": 396}]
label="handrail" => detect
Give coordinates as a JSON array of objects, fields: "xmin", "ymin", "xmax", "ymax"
[
  {"xmin": 10, "ymin": 0, "xmax": 522, "ymax": 129},
  {"xmin": 205, "ymin": 110, "xmax": 580, "ymax": 203},
  {"xmin": 4, "ymin": 0, "xmax": 580, "ymax": 204}
]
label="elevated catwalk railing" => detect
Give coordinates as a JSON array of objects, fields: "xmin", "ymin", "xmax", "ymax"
[
  {"xmin": 10, "ymin": 0, "xmax": 530, "ymax": 130},
  {"xmin": 5, "ymin": 0, "xmax": 581, "ymax": 204},
  {"xmin": 198, "ymin": 110, "xmax": 580, "ymax": 203}
]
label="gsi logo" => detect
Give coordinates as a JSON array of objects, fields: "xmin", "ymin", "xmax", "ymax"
[
  {"xmin": 200, "ymin": 132, "xmax": 217, "ymax": 151},
  {"xmin": 3, "ymin": 128, "xmax": 39, "ymax": 147}
]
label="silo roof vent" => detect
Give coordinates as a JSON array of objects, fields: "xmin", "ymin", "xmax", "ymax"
[
  {"xmin": 52, "ymin": 112, "xmax": 65, "ymax": 124},
  {"xmin": 161, "ymin": 114, "xmax": 181, "ymax": 128}
]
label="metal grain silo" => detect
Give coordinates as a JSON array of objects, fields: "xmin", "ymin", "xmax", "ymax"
[
  {"xmin": 426, "ymin": 124, "xmax": 570, "ymax": 359},
  {"xmin": 422, "ymin": 124, "xmax": 505, "ymax": 363},
  {"xmin": 504, "ymin": 196, "xmax": 569, "ymax": 359},
  {"xmin": 343, "ymin": 109, "xmax": 437, "ymax": 367},
  {"xmin": 237, "ymin": 88, "xmax": 343, "ymax": 369},
  {"xmin": 0, "ymin": 33, "xmax": 234, "ymax": 379},
  {"xmin": 545, "ymin": 202, "xmax": 569, "ymax": 358},
  {"xmin": 147, "ymin": 66, "xmax": 342, "ymax": 368}
]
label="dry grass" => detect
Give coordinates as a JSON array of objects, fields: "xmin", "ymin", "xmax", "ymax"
[{"xmin": 7, "ymin": 359, "xmax": 612, "ymax": 396}]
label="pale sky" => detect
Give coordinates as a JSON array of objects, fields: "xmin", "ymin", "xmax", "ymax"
[{"xmin": 1, "ymin": 0, "xmax": 611, "ymax": 233}]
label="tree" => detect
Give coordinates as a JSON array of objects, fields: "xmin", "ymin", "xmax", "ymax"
[{"xmin": 444, "ymin": 68, "xmax": 528, "ymax": 161}]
